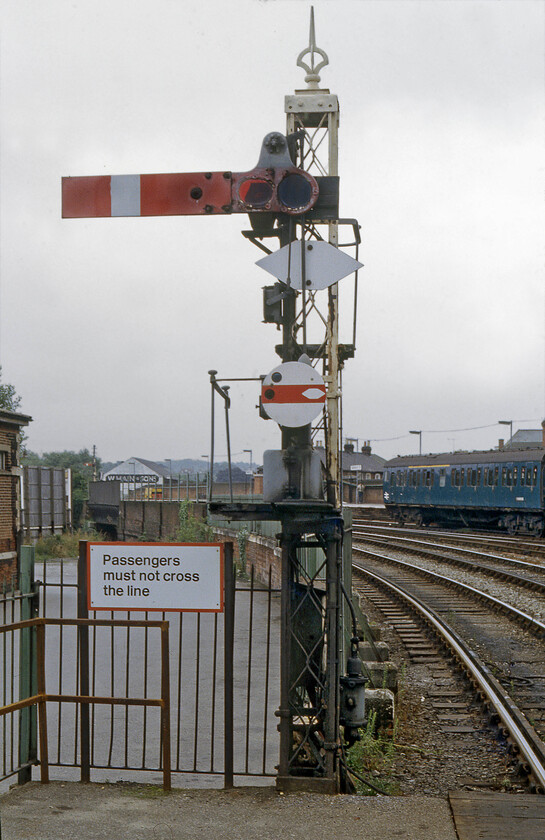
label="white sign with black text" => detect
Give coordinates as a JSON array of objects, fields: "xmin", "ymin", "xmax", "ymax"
[{"xmin": 87, "ymin": 542, "xmax": 224, "ymax": 612}]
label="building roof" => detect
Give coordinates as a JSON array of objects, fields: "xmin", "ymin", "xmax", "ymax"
[
  {"xmin": 505, "ymin": 429, "xmax": 543, "ymax": 449},
  {"xmin": 315, "ymin": 446, "xmax": 386, "ymax": 473},
  {"xmin": 0, "ymin": 409, "xmax": 32, "ymax": 428},
  {"xmin": 102, "ymin": 457, "xmax": 171, "ymax": 480}
]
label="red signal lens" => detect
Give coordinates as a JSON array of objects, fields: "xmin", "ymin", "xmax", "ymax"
[{"xmin": 237, "ymin": 178, "xmax": 274, "ymax": 209}]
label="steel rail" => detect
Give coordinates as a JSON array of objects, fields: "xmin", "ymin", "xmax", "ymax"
[
  {"xmin": 353, "ymin": 527, "xmax": 545, "ymax": 573},
  {"xmin": 352, "ymin": 558, "xmax": 545, "ymax": 793},
  {"xmin": 352, "ymin": 546, "xmax": 545, "ymax": 636},
  {"xmin": 352, "ymin": 521, "xmax": 545, "ymax": 555},
  {"xmin": 352, "ymin": 532, "xmax": 545, "ymax": 594}
]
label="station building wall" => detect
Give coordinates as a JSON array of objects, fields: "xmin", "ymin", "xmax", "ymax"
[{"xmin": 0, "ymin": 410, "xmax": 32, "ymax": 586}]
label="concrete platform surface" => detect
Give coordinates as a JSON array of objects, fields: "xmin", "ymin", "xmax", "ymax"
[{"xmin": 1, "ymin": 782, "xmax": 458, "ymax": 840}]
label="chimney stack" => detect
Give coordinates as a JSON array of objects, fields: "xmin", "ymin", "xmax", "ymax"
[
  {"xmin": 498, "ymin": 439, "xmax": 504, "ymax": 450},
  {"xmin": 361, "ymin": 441, "xmax": 372, "ymax": 456},
  {"xmin": 344, "ymin": 443, "xmax": 354, "ymax": 453}
]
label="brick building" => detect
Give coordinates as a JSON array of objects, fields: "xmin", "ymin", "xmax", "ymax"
[{"xmin": 0, "ymin": 409, "xmax": 32, "ymax": 585}]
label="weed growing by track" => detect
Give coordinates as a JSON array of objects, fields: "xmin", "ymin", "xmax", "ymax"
[
  {"xmin": 30, "ymin": 528, "xmax": 103, "ymax": 560},
  {"xmin": 344, "ymin": 711, "xmax": 399, "ymax": 794}
]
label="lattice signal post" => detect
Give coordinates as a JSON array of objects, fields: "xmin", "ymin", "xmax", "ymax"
[{"xmin": 62, "ymin": 10, "xmax": 362, "ymax": 793}]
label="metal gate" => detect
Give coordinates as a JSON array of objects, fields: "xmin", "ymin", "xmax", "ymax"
[{"xmin": 1, "ymin": 543, "xmax": 281, "ymax": 788}]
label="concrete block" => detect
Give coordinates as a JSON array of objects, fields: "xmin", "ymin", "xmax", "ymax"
[
  {"xmin": 359, "ymin": 641, "xmax": 390, "ymax": 662},
  {"xmin": 362, "ymin": 660, "xmax": 398, "ymax": 693},
  {"xmin": 365, "ymin": 688, "xmax": 395, "ymax": 729}
]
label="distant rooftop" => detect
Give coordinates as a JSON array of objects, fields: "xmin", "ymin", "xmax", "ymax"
[{"xmin": 504, "ymin": 429, "xmax": 544, "ymax": 450}]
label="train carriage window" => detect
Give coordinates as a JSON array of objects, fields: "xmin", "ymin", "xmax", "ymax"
[
  {"xmin": 494, "ymin": 466, "xmax": 499, "ymax": 486},
  {"xmin": 477, "ymin": 468, "xmax": 481, "ymax": 485},
  {"xmin": 506, "ymin": 469, "xmax": 512, "ymax": 487},
  {"xmin": 513, "ymin": 466, "xmax": 518, "ymax": 484},
  {"xmin": 502, "ymin": 467, "xmax": 506, "ymax": 486},
  {"xmin": 484, "ymin": 467, "xmax": 490, "ymax": 486},
  {"xmin": 521, "ymin": 466, "xmax": 526, "ymax": 485},
  {"xmin": 533, "ymin": 466, "xmax": 538, "ymax": 486},
  {"xmin": 461, "ymin": 468, "xmax": 465, "ymax": 485},
  {"xmin": 526, "ymin": 467, "xmax": 531, "ymax": 486},
  {"xmin": 439, "ymin": 468, "xmax": 446, "ymax": 488}
]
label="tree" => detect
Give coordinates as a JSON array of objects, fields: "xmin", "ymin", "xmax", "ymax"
[{"xmin": 0, "ymin": 366, "xmax": 22, "ymax": 412}]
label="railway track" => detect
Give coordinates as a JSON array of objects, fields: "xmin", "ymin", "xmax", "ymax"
[
  {"xmin": 352, "ymin": 519, "xmax": 545, "ymax": 559},
  {"xmin": 351, "ymin": 542, "xmax": 545, "ymax": 794},
  {"xmin": 352, "ymin": 530, "xmax": 545, "ymax": 593}
]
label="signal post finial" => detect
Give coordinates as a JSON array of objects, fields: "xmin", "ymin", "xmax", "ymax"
[{"xmin": 296, "ymin": 6, "xmax": 329, "ymax": 89}]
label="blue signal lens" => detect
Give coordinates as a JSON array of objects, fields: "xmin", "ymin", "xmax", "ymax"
[{"xmin": 277, "ymin": 173, "xmax": 312, "ymax": 211}]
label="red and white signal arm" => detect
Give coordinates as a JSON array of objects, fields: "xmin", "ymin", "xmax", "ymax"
[{"xmin": 261, "ymin": 362, "xmax": 326, "ymax": 428}]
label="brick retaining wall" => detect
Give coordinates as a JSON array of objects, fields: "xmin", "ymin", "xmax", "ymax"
[{"xmin": 214, "ymin": 527, "xmax": 281, "ymax": 588}]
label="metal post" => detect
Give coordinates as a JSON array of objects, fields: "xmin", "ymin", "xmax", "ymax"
[
  {"xmin": 274, "ymin": 11, "xmax": 342, "ymax": 791},
  {"xmin": 18, "ymin": 545, "xmax": 38, "ymax": 784},
  {"xmin": 324, "ymin": 533, "xmax": 341, "ymax": 780},
  {"xmin": 277, "ymin": 537, "xmax": 292, "ymax": 780},
  {"xmin": 209, "ymin": 371, "xmax": 217, "ymax": 502},
  {"xmin": 77, "ymin": 541, "xmax": 90, "ymax": 782},
  {"xmin": 36, "ymin": 621, "xmax": 49, "ymax": 783},
  {"xmin": 160, "ymin": 622, "xmax": 172, "ymax": 790},
  {"xmin": 223, "ymin": 387, "xmax": 233, "ymax": 503},
  {"xmin": 223, "ymin": 542, "xmax": 234, "ymax": 788}
]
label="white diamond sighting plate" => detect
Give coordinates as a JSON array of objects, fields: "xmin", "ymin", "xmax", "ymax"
[{"xmin": 256, "ymin": 239, "xmax": 362, "ymax": 290}]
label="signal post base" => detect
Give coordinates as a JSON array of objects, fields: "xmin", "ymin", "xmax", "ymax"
[{"xmin": 276, "ymin": 775, "xmax": 340, "ymax": 795}]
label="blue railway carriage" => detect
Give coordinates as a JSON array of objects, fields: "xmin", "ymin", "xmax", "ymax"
[{"xmin": 383, "ymin": 448, "xmax": 545, "ymax": 536}]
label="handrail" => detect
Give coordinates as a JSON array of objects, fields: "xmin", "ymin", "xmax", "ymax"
[{"xmin": 0, "ymin": 616, "xmax": 171, "ymax": 789}]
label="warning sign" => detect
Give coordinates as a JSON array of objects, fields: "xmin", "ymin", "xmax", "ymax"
[{"xmin": 87, "ymin": 542, "xmax": 224, "ymax": 612}]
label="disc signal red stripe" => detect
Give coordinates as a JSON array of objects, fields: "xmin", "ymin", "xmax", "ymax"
[{"xmin": 261, "ymin": 384, "xmax": 326, "ymax": 404}]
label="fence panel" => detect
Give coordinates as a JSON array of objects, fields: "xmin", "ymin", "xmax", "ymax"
[
  {"xmin": 16, "ymin": 550, "xmax": 280, "ymax": 785},
  {"xmin": 0, "ymin": 547, "xmax": 39, "ymax": 787}
]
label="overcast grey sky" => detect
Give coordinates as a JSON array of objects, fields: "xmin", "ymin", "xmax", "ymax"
[{"xmin": 1, "ymin": 0, "xmax": 544, "ymax": 463}]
